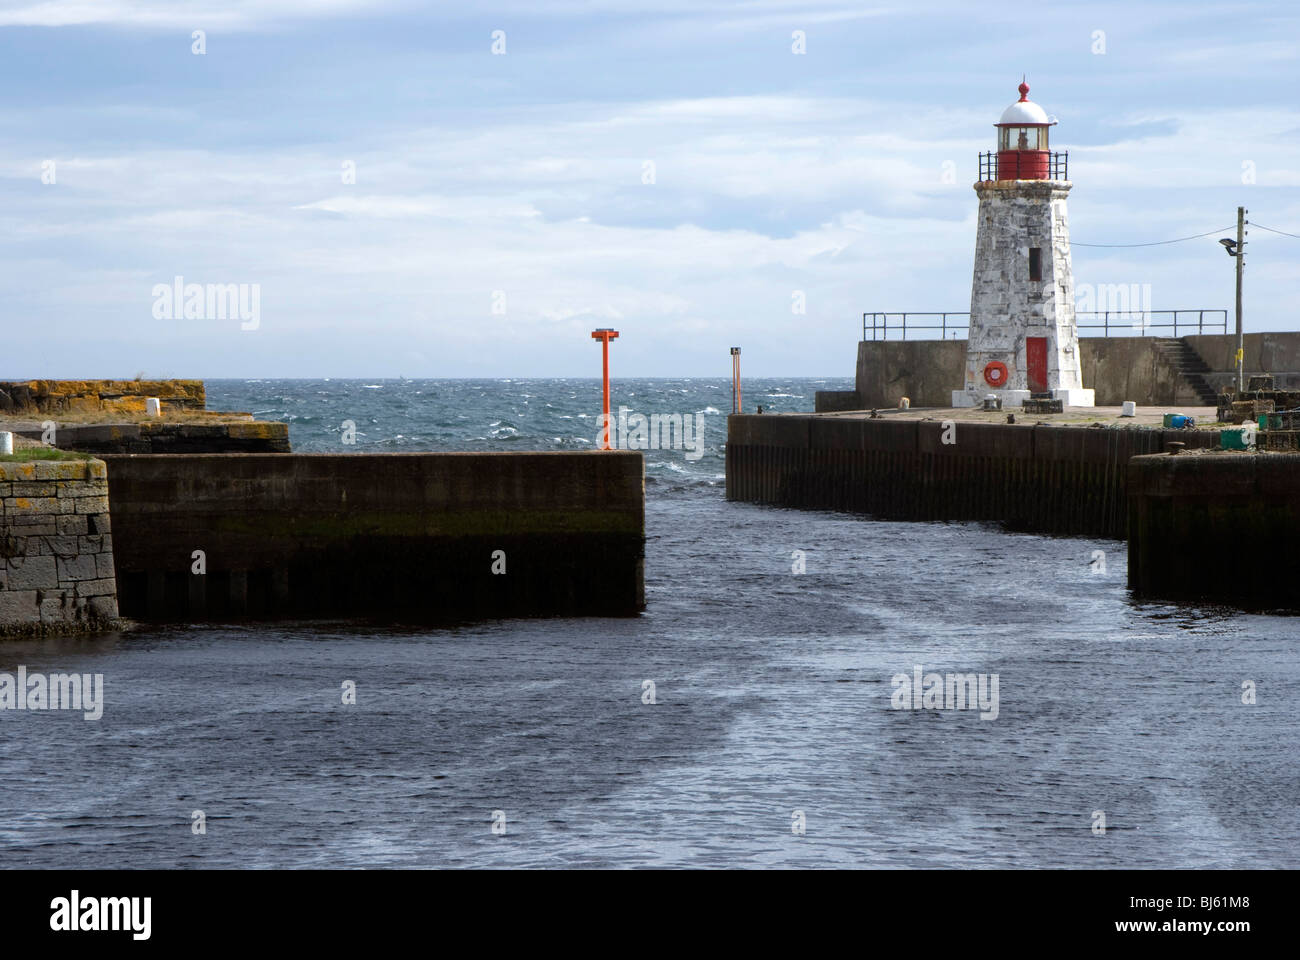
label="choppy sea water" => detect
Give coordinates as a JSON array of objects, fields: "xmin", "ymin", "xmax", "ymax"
[{"xmin": 1, "ymin": 378, "xmax": 1297, "ymax": 868}]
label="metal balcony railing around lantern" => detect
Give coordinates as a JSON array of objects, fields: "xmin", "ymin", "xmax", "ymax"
[
  {"xmin": 862, "ymin": 309, "xmax": 1228, "ymax": 341},
  {"xmin": 978, "ymin": 151, "xmax": 1068, "ymax": 182}
]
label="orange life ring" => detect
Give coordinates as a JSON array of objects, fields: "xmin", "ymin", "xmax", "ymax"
[{"xmin": 983, "ymin": 361, "xmax": 1008, "ymax": 388}]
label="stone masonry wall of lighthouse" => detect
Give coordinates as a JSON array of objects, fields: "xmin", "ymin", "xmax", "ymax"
[{"xmin": 954, "ymin": 179, "xmax": 1093, "ymax": 407}]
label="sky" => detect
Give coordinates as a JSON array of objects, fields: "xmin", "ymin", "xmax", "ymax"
[{"xmin": 1, "ymin": 0, "xmax": 1298, "ymax": 378}]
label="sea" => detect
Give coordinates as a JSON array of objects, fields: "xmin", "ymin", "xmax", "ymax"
[{"xmin": 1, "ymin": 378, "xmax": 1297, "ymax": 868}]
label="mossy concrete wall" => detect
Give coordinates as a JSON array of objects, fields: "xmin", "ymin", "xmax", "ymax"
[
  {"xmin": 1128, "ymin": 452, "xmax": 1300, "ymax": 609},
  {"xmin": 0, "ymin": 459, "xmax": 119, "ymax": 636},
  {"xmin": 102, "ymin": 451, "xmax": 645, "ymax": 621}
]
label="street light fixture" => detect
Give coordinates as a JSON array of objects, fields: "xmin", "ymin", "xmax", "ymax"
[{"xmin": 1225, "ymin": 208, "xmax": 1248, "ymax": 391}]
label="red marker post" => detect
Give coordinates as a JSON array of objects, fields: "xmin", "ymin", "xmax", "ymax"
[
  {"xmin": 591, "ymin": 328, "xmax": 619, "ymax": 450},
  {"xmin": 730, "ymin": 347, "xmax": 741, "ymax": 414}
]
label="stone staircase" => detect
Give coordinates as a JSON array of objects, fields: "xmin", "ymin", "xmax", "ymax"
[{"xmin": 1153, "ymin": 338, "xmax": 1220, "ymax": 406}]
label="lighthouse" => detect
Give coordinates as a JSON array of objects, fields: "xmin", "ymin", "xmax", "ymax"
[{"xmin": 952, "ymin": 81, "xmax": 1094, "ymax": 408}]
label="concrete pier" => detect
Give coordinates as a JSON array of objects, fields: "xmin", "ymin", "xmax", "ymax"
[
  {"xmin": 727, "ymin": 410, "xmax": 1219, "ymax": 539},
  {"xmin": 1128, "ymin": 452, "xmax": 1300, "ymax": 609},
  {"xmin": 103, "ymin": 451, "xmax": 645, "ymax": 621}
]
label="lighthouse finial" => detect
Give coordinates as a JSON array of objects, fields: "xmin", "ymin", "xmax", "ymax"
[{"xmin": 1018, "ymin": 76, "xmax": 1030, "ymax": 101}]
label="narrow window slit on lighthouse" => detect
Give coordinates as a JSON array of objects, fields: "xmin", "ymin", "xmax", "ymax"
[{"xmin": 1029, "ymin": 247, "xmax": 1042, "ymax": 281}]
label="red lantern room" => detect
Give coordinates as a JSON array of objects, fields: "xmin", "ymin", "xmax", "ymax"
[{"xmin": 991, "ymin": 80, "xmax": 1059, "ymax": 180}]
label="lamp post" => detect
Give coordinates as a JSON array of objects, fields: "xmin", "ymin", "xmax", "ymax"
[
  {"xmin": 591, "ymin": 328, "xmax": 619, "ymax": 450},
  {"xmin": 1220, "ymin": 206, "xmax": 1247, "ymax": 392}
]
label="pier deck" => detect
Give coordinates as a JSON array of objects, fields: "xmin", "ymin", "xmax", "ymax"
[{"xmin": 808, "ymin": 404, "xmax": 1220, "ymax": 428}]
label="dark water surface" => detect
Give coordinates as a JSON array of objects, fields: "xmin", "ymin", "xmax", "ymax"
[{"xmin": 1, "ymin": 379, "xmax": 1296, "ymax": 868}]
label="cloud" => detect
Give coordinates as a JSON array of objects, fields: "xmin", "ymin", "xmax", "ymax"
[
  {"xmin": 0, "ymin": 0, "xmax": 394, "ymax": 29},
  {"xmin": 2, "ymin": 0, "xmax": 1299, "ymax": 376},
  {"xmin": 295, "ymin": 195, "xmax": 543, "ymax": 220}
]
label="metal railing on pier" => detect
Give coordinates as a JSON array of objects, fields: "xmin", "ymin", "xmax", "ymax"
[{"xmin": 862, "ymin": 310, "xmax": 1228, "ymax": 341}]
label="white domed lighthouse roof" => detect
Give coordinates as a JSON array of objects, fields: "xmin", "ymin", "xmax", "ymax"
[{"xmin": 996, "ymin": 80, "xmax": 1054, "ymax": 126}]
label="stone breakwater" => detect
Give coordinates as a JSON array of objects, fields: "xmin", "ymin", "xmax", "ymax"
[
  {"xmin": 0, "ymin": 378, "xmax": 290, "ymax": 454},
  {"xmin": 17, "ymin": 419, "xmax": 291, "ymax": 455},
  {"xmin": 0, "ymin": 379, "xmax": 205, "ymax": 416},
  {"xmin": 0, "ymin": 459, "xmax": 120, "ymax": 636}
]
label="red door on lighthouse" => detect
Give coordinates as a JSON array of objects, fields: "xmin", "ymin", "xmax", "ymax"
[{"xmin": 1026, "ymin": 337, "xmax": 1048, "ymax": 393}]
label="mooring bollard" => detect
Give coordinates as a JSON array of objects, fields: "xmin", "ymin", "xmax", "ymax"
[
  {"xmin": 899, "ymin": 397, "xmax": 910, "ymax": 410},
  {"xmin": 1121, "ymin": 401, "xmax": 1137, "ymax": 417},
  {"xmin": 0, "ymin": 431, "xmax": 12, "ymax": 455},
  {"xmin": 145, "ymin": 397, "xmax": 162, "ymax": 416}
]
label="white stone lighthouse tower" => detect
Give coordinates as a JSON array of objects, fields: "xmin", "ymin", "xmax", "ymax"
[{"xmin": 952, "ymin": 80, "xmax": 1094, "ymax": 408}]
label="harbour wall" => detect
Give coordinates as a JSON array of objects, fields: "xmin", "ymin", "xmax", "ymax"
[
  {"xmin": 726, "ymin": 414, "xmax": 1218, "ymax": 539},
  {"xmin": 822, "ymin": 332, "xmax": 1300, "ymax": 410},
  {"xmin": 1183, "ymin": 333, "xmax": 1300, "ymax": 394},
  {"xmin": 854, "ymin": 339, "xmax": 968, "ymax": 409},
  {"xmin": 102, "ymin": 451, "xmax": 645, "ymax": 621},
  {"xmin": 1128, "ymin": 452, "xmax": 1300, "ymax": 609},
  {"xmin": 0, "ymin": 458, "xmax": 120, "ymax": 636}
]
